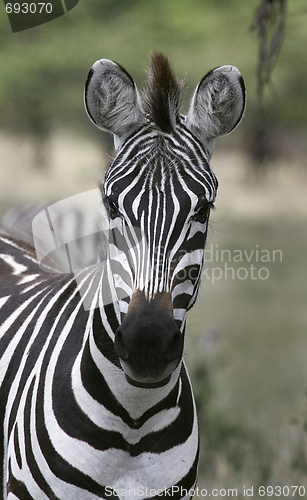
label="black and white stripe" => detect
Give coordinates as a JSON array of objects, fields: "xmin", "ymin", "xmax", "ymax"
[{"xmin": 0, "ymin": 53, "xmax": 245, "ymax": 500}]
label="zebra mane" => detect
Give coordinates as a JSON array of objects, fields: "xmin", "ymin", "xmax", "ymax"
[{"xmin": 142, "ymin": 53, "xmax": 182, "ymax": 134}]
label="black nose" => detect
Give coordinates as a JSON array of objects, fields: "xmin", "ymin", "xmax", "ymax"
[
  {"xmin": 114, "ymin": 291, "xmax": 183, "ymax": 385},
  {"xmin": 115, "ymin": 318, "xmax": 182, "ymax": 363}
]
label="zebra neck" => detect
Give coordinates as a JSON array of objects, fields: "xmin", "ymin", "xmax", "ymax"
[
  {"xmin": 75, "ymin": 312, "xmax": 181, "ymax": 419},
  {"xmin": 73, "ymin": 263, "xmax": 184, "ymax": 422}
]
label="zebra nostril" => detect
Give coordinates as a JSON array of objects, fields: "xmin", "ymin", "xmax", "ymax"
[
  {"xmin": 114, "ymin": 328, "xmax": 129, "ymax": 361},
  {"xmin": 165, "ymin": 330, "xmax": 183, "ymax": 362}
]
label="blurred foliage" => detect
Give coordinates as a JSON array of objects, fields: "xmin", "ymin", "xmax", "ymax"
[
  {"xmin": 191, "ymin": 361, "xmax": 276, "ymax": 488},
  {"xmin": 186, "ymin": 212, "xmax": 307, "ymax": 487},
  {"xmin": 290, "ymin": 391, "xmax": 307, "ymax": 477},
  {"xmin": 0, "ymin": 0, "xmax": 307, "ymax": 159},
  {"xmin": 250, "ymin": 0, "xmax": 287, "ymax": 167}
]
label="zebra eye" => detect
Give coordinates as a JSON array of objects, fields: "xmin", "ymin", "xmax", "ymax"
[
  {"xmin": 103, "ymin": 196, "xmax": 120, "ymax": 220},
  {"xmin": 191, "ymin": 203, "xmax": 213, "ymax": 224}
]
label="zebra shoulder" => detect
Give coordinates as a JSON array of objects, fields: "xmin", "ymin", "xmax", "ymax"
[{"xmin": 0, "ymin": 234, "xmax": 45, "ymax": 281}]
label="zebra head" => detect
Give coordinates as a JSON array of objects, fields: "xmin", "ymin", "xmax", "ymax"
[{"xmin": 85, "ymin": 53, "xmax": 245, "ymax": 388}]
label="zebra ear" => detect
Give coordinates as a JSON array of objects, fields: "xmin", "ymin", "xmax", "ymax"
[
  {"xmin": 186, "ymin": 65, "xmax": 246, "ymax": 156},
  {"xmin": 84, "ymin": 59, "xmax": 146, "ymax": 147}
]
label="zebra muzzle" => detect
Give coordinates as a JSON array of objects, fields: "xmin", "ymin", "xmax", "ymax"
[{"xmin": 114, "ymin": 290, "xmax": 183, "ymax": 388}]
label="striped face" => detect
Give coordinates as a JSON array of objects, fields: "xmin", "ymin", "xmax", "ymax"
[
  {"xmin": 103, "ymin": 119, "xmax": 217, "ymax": 326},
  {"xmin": 85, "ymin": 54, "xmax": 245, "ymax": 386},
  {"xmin": 102, "ymin": 122, "xmax": 217, "ymax": 387}
]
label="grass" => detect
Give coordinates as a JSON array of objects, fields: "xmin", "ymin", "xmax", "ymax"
[{"xmin": 185, "ymin": 205, "xmax": 307, "ymax": 495}]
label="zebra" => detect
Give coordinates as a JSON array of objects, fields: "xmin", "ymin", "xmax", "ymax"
[
  {"xmin": 0, "ymin": 53, "xmax": 245, "ymax": 500},
  {"xmin": 0, "ymin": 194, "xmax": 108, "ymax": 275}
]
